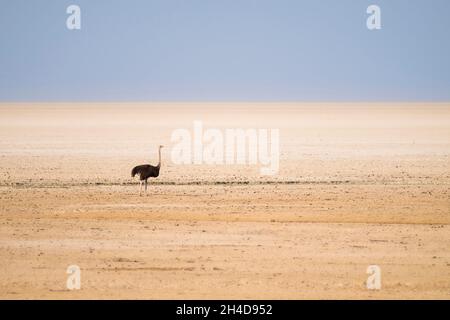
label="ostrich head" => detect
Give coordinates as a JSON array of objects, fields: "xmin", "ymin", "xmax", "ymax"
[{"xmin": 159, "ymin": 145, "xmax": 164, "ymax": 149}]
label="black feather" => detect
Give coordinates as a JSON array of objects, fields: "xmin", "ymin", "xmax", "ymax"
[{"xmin": 131, "ymin": 164, "xmax": 160, "ymax": 181}]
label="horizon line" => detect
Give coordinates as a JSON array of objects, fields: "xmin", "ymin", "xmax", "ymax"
[{"xmin": 1, "ymin": 101, "xmax": 450, "ymax": 105}]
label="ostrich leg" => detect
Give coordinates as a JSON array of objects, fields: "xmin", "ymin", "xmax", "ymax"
[
  {"xmin": 139, "ymin": 181, "xmax": 143, "ymax": 196},
  {"xmin": 145, "ymin": 180, "xmax": 148, "ymax": 194}
]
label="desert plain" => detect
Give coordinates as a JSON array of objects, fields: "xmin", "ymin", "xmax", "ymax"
[{"xmin": 0, "ymin": 103, "xmax": 449, "ymax": 299}]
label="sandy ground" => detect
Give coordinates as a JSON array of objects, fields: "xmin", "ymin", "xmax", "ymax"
[{"xmin": 0, "ymin": 103, "xmax": 449, "ymax": 299}]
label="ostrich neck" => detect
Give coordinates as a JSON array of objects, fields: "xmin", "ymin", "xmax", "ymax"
[{"xmin": 157, "ymin": 147, "xmax": 161, "ymax": 167}]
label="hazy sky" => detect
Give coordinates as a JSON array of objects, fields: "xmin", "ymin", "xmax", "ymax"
[{"xmin": 0, "ymin": 0, "xmax": 449, "ymax": 101}]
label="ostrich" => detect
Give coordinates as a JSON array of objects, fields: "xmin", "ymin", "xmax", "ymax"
[{"xmin": 131, "ymin": 145, "xmax": 164, "ymax": 195}]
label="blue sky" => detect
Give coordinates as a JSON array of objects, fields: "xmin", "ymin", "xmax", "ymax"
[{"xmin": 0, "ymin": 0, "xmax": 449, "ymax": 101}]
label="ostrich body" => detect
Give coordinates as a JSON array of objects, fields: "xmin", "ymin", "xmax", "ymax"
[{"xmin": 131, "ymin": 145, "xmax": 163, "ymax": 195}]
